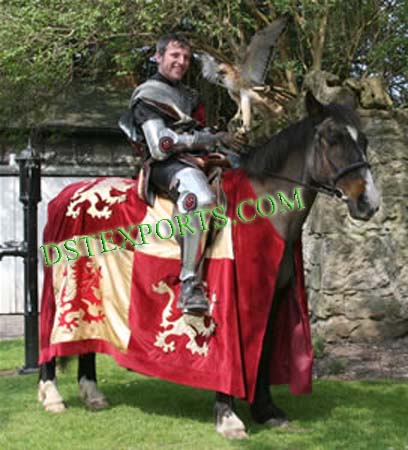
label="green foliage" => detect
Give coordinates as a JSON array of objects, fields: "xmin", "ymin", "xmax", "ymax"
[
  {"xmin": 312, "ymin": 334, "xmax": 326, "ymax": 359},
  {"xmin": 327, "ymin": 358, "xmax": 348, "ymax": 375},
  {"xmin": 0, "ymin": 0, "xmax": 406, "ymax": 126}
]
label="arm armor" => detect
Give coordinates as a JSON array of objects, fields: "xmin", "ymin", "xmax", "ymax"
[{"xmin": 142, "ymin": 118, "xmax": 218, "ymax": 161}]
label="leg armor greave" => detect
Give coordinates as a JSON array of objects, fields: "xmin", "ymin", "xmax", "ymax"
[{"xmin": 170, "ymin": 167, "xmax": 215, "ymax": 314}]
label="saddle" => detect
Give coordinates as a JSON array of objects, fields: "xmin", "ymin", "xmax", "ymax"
[
  {"xmin": 137, "ymin": 152, "xmax": 231, "ymax": 206},
  {"xmin": 137, "ymin": 153, "xmax": 231, "ymax": 257}
]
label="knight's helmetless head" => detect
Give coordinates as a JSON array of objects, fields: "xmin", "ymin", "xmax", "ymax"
[{"xmin": 155, "ymin": 33, "xmax": 192, "ymax": 82}]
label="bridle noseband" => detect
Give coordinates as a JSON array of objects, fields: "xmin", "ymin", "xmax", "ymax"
[
  {"xmin": 313, "ymin": 157, "xmax": 371, "ymax": 199},
  {"xmin": 264, "ymin": 132, "xmax": 371, "ymax": 201}
]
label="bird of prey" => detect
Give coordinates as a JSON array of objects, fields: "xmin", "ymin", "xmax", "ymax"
[{"xmin": 199, "ymin": 15, "xmax": 289, "ymax": 133}]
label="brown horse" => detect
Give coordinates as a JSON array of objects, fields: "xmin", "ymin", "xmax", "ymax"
[{"xmin": 38, "ymin": 92, "xmax": 379, "ymax": 439}]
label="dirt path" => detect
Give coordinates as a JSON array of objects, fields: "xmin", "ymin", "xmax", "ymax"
[{"xmin": 314, "ymin": 337, "xmax": 408, "ymax": 381}]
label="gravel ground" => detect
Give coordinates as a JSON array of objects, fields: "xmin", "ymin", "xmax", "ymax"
[{"xmin": 313, "ymin": 336, "xmax": 408, "ymax": 381}]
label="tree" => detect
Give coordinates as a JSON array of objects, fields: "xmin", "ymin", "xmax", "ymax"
[{"xmin": 0, "ymin": 0, "xmax": 406, "ymax": 126}]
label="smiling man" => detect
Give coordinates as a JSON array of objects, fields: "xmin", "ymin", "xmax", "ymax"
[
  {"xmin": 127, "ymin": 33, "xmax": 246, "ymax": 316},
  {"xmin": 156, "ymin": 38, "xmax": 191, "ymax": 82}
]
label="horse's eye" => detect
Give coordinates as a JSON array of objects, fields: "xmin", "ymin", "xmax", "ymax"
[{"xmin": 327, "ymin": 135, "xmax": 339, "ymax": 146}]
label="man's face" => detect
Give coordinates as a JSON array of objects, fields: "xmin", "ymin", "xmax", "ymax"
[{"xmin": 156, "ymin": 41, "xmax": 191, "ymax": 82}]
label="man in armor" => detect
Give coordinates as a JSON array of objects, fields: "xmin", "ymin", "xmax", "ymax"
[{"xmin": 126, "ymin": 33, "xmax": 245, "ymax": 316}]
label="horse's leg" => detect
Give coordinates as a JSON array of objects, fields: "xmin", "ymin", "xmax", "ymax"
[
  {"xmin": 250, "ymin": 291, "xmax": 289, "ymax": 427},
  {"xmin": 38, "ymin": 359, "xmax": 66, "ymax": 413},
  {"xmin": 78, "ymin": 353, "xmax": 109, "ymax": 410},
  {"xmin": 214, "ymin": 392, "xmax": 248, "ymax": 439}
]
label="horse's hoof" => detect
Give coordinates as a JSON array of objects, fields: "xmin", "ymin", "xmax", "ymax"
[
  {"xmin": 218, "ymin": 428, "xmax": 249, "ymax": 440},
  {"xmin": 38, "ymin": 380, "xmax": 66, "ymax": 413},
  {"xmin": 86, "ymin": 397, "xmax": 110, "ymax": 410},
  {"xmin": 262, "ymin": 417, "xmax": 289, "ymax": 427},
  {"xmin": 82, "ymin": 395, "xmax": 110, "ymax": 411},
  {"xmin": 45, "ymin": 401, "xmax": 66, "ymax": 413},
  {"xmin": 215, "ymin": 409, "xmax": 248, "ymax": 440},
  {"xmin": 251, "ymin": 400, "xmax": 289, "ymax": 427},
  {"xmin": 79, "ymin": 376, "xmax": 109, "ymax": 411}
]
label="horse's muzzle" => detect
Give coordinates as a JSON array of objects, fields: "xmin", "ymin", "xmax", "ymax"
[{"xmin": 348, "ymin": 193, "xmax": 380, "ymax": 221}]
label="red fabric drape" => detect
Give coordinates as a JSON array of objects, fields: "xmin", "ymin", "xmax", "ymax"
[{"xmin": 39, "ymin": 170, "xmax": 313, "ymax": 401}]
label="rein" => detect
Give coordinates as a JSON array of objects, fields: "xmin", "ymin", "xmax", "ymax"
[
  {"xmin": 263, "ymin": 172, "xmax": 343, "ymax": 198},
  {"xmin": 264, "ymin": 160, "xmax": 370, "ymax": 200}
]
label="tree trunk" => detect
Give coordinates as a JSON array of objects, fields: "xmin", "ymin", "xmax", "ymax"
[{"xmin": 311, "ymin": 4, "xmax": 329, "ymax": 71}]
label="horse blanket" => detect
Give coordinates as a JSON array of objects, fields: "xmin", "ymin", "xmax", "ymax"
[{"xmin": 39, "ymin": 169, "xmax": 313, "ymax": 402}]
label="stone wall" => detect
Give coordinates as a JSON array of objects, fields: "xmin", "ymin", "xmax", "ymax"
[{"xmin": 303, "ymin": 108, "xmax": 408, "ymax": 342}]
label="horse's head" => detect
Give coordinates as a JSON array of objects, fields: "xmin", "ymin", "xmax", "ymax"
[{"xmin": 305, "ymin": 92, "xmax": 380, "ymax": 221}]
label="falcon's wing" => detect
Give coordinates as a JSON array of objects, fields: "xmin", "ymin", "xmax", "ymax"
[
  {"xmin": 241, "ymin": 15, "xmax": 289, "ymax": 85},
  {"xmin": 199, "ymin": 53, "xmax": 223, "ymax": 85}
]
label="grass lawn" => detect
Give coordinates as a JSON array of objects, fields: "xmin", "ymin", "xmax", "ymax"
[{"xmin": 0, "ymin": 339, "xmax": 407, "ymax": 450}]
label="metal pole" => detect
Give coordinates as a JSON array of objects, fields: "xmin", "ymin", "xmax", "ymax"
[{"xmin": 16, "ymin": 140, "xmax": 42, "ymax": 374}]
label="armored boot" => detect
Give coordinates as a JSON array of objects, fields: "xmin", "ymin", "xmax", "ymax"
[
  {"xmin": 171, "ymin": 167, "xmax": 215, "ymax": 316},
  {"xmin": 178, "ymin": 276, "xmax": 208, "ymax": 315},
  {"xmin": 177, "ymin": 212, "xmax": 210, "ymax": 316}
]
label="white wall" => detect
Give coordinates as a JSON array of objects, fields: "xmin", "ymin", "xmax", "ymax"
[{"xmin": 0, "ymin": 176, "xmax": 88, "ymax": 314}]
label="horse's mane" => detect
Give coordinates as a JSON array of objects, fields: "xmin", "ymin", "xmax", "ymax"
[{"xmin": 241, "ymin": 102, "xmax": 361, "ymax": 180}]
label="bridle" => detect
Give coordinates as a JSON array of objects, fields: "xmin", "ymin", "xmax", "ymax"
[{"xmin": 263, "ymin": 133, "xmax": 371, "ymax": 201}]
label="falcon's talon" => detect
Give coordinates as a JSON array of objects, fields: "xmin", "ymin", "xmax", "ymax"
[
  {"xmin": 237, "ymin": 126, "xmax": 249, "ymax": 135},
  {"xmin": 252, "ymin": 85, "xmax": 270, "ymax": 93}
]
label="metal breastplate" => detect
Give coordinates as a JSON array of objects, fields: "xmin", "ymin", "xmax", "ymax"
[{"xmin": 130, "ymin": 80, "xmax": 198, "ymax": 117}]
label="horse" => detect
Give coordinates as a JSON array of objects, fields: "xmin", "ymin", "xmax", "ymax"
[{"xmin": 37, "ymin": 92, "xmax": 379, "ymax": 439}]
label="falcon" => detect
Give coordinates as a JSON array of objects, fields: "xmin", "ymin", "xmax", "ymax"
[{"xmin": 199, "ymin": 15, "xmax": 289, "ymax": 132}]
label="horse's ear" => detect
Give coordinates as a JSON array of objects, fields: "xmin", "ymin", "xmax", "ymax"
[
  {"xmin": 341, "ymin": 94, "xmax": 358, "ymax": 110},
  {"xmin": 305, "ymin": 91, "xmax": 324, "ymax": 118}
]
